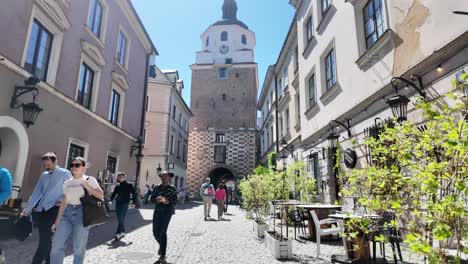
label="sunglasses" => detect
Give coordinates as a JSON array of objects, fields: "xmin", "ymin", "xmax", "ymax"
[{"xmin": 70, "ymin": 163, "xmax": 83, "ymax": 168}]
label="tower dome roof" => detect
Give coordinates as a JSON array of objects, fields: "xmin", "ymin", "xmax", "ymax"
[{"xmin": 211, "ymin": 0, "xmax": 249, "ymax": 29}]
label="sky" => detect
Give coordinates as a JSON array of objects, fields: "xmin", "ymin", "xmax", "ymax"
[{"xmin": 131, "ymin": 0, "xmax": 295, "ymax": 105}]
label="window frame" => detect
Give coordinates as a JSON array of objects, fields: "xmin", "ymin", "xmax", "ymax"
[
  {"xmin": 215, "ymin": 134, "xmax": 226, "ymax": 143},
  {"xmin": 306, "ymin": 16, "xmax": 313, "ymax": 43},
  {"xmin": 108, "ymin": 89, "xmax": 121, "ymax": 126},
  {"xmin": 24, "ymin": 19, "xmax": 54, "ymax": 82},
  {"xmin": 221, "ymin": 31, "xmax": 228, "ymax": 41},
  {"xmin": 64, "ymin": 138, "xmax": 89, "ymax": 169},
  {"xmin": 321, "ymin": 0, "xmax": 331, "ymax": 15},
  {"xmin": 77, "ymin": 62, "xmax": 95, "ymax": 109},
  {"xmin": 241, "ymin": 34, "xmax": 247, "ymax": 45},
  {"xmin": 170, "ymin": 135, "xmax": 175, "ymax": 154},
  {"xmin": 116, "ymin": 27, "xmax": 130, "ymax": 70},
  {"xmin": 363, "ymin": 0, "xmax": 386, "ymax": 49},
  {"xmin": 214, "ymin": 146, "xmax": 227, "ymax": 163},
  {"xmin": 218, "ymin": 67, "xmax": 229, "ymax": 79},
  {"xmin": 308, "ymin": 74, "xmax": 316, "ymax": 106},
  {"xmin": 87, "ymin": 0, "xmax": 103, "ymax": 38},
  {"xmin": 325, "ymin": 48, "xmax": 337, "ymax": 90}
]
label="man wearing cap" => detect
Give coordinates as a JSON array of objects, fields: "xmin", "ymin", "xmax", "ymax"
[
  {"xmin": 152, "ymin": 171, "xmax": 177, "ymax": 263},
  {"xmin": 199, "ymin": 178, "xmax": 215, "ymax": 221}
]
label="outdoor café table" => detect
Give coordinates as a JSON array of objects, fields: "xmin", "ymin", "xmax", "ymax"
[
  {"xmin": 295, "ymin": 204, "xmax": 342, "ymax": 241},
  {"xmin": 329, "ymin": 213, "xmax": 380, "ymax": 263}
]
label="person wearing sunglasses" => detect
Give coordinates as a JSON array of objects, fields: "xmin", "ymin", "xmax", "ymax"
[
  {"xmin": 20, "ymin": 152, "xmax": 71, "ymax": 264},
  {"xmin": 50, "ymin": 157, "xmax": 103, "ymax": 264}
]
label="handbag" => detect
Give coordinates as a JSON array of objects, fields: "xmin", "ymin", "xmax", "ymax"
[{"xmin": 80, "ymin": 177, "xmax": 109, "ymax": 227}]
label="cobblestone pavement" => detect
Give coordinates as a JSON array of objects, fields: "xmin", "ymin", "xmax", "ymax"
[{"xmin": 1, "ymin": 202, "xmax": 424, "ymax": 264}]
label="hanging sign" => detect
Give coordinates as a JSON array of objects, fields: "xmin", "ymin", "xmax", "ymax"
[{"xmin": 344, "ymin": 148, "xmax": 357, "ymax": 169}]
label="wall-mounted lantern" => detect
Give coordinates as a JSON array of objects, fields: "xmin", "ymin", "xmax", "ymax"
[{"xmin": 10, "ymin": 76, "xmax": 42, "ymax": 128}]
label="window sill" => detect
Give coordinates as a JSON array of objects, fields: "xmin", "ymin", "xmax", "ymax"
[
  {"xmin": 115, "ymin": 60, "xmax": 128, "ymax": 75},
  {"xmin": 320, "ymin": 82, "xmax": 342, "ymax": 105},
  {"xmin": 304, "ymin": 102, "xmax": 320, "ymax": 119},
  {"xmin": 302, "ymin": 37, "xmax": 317, "ymax": 59},
  {"xmin": 355, "ymin": 29, "xmax": 395, "ymax": 71},
  {"xmin": 84, "ymin": 25, "xmax": 104, "ymax": 49},
  {"xmin": 316, "ymin": 5, "xmax": 336, "ymax": 35}
]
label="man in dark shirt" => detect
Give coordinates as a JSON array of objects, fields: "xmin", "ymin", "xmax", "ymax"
[
  {"xmin": 110, "ymin": 172, "xmax": 136, "ymax": 241},
  {"xmin": 152, "ymin": 171, "xmax": 177, "ymax": 263}
]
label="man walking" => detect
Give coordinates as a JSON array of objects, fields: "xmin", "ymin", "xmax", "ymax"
[
  {"xmin": 0, "ymin": 166, "xmax": 13, "ymax": 264},
  {"xmin": 21, "ymin": 153, "xmax": 71, "ymax": 264},
  {"xmin": 152, "ymin": 171, "xmax": 177, "ymax": 263},
  {"xmin": 199, "ymin": 178, "xmax": 214, "ymax": 221},
  {"xmin": 110, "ymin": 172, "xmax": 136, "ymax": 241}
]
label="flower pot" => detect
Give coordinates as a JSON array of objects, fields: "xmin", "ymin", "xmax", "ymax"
[
  {"xmin": 254, "ymin": 221, "xmax": 268, "ymax": 238},
  {"xmin": 264, "ymin": 231, "xmax": 293, "ymax": 260}
]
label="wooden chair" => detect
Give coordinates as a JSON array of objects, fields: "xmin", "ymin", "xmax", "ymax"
[{"xmin": 310, "ymin": 210, "xmax": 341, "ymax": 258}]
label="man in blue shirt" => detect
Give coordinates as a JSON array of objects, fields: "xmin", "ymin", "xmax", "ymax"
[
  {"xmin": 20, "ymin": 152, "xmax": 71, "ymax": 264},
  {"xmin": 0, "ymin": 166, "xmax": 12, "ymax": 263}
]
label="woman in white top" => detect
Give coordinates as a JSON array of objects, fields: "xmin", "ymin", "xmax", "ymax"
[{"xmin": 50, "ymin": 157, "xmax": 103, "ymax": 264}]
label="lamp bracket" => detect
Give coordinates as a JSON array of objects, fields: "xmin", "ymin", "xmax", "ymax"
[
  {"xmin": 330, "ymin": 119, "xmax": 352, "ymax": 138},
  {"xmin": 391, "ymin": 75, "xmax": 426, "ymax": 98},
  {"xmin": 10, "ymin": 85, "xmax": 39, "ymax": 109}
]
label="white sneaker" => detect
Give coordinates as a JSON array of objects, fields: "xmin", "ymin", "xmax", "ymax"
[{"xmin": 120, "ymin": 233, "xmax": 126, "ymax": 239}]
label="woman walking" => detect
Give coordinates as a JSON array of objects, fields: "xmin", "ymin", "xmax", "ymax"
[
  {"xmin": 215, "ymin": 183, "xmax": 226, "ymax": 220},
  {"xmin": 50, "ymin": 157, "xmax": 104, "ymax": 264},
  {"xmin": 152, "ymin": 171, "xmax": 177, "ymax": 263}
]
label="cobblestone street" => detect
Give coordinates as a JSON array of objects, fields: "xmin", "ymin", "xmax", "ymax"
[{"xmin": 1, "ymin": 201, "xmax": 425, "ymax": 264}]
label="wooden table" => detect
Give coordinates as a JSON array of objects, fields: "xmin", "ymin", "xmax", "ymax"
[
  {"xmin": 295, "ymin": 204, "xmax": 342, "ymax": 241},
  {"xmin": 329, "ymin": 213, "xmax": 379, "ymax": 262}
]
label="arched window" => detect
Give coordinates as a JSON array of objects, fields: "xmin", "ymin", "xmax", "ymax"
[
  {"xmin": 221, "ymin": 31, "xmax": 228, "ymax": 41},
  {"xmin": 242, "ymin": 34, "xmax": 247, "ymax": 45},
  {"xmin": 206, "ymin": 37, "xmax": 209, "ymax": 47}
]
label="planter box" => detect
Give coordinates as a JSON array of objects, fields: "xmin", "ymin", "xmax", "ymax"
[
  {"xmin": 254, "ymin": 221, "xmax": 268, "ymax": 238},
  {"xmin": 264, "ymin": 231, "xmax": 293, "ymax": 260}
]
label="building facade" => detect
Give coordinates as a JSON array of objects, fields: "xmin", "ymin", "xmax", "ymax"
[
  {"xmin": 141, "ymin": 67, "xmax": 191, "ymax": 191},
  {"xmin": 258, "ymin": 0, "xmax": 468, "ymax": 203},
  {"xmin": 187, "ymin": 0, "xmax": 258, "ymax": 197},
  {"xmin": 0, "ymin": 0, "xmax": 156, "ymax": 197}
]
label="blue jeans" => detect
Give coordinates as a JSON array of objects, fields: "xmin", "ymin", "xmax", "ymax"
[
  {"xmin": 115, "ymin": 202, "xmax": 129, "ymax": 234},
  {"xmin": 153, "ymin": 206, "xmax": 173, "ymax": 256},
  {"xmin": 50, "ymin": 205, "xmax": 90, "ymax": 264}
]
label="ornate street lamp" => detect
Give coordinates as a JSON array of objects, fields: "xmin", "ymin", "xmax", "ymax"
[
  {"xmin": 156, "ymin": 163, "xmax": 162, "ymax": 176},
  {"xmin": 10, "ymin": 76, "xmax": 43, "ymax": 128},
  {"xmin": 327, "ymin": 132, "xmax": 340, "ymax": 149},
  {"xmin": 386, "ymin": 94, "xmax": 411, "ymax": 123}
]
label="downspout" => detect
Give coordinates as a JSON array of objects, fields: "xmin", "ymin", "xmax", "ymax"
[
  {"xmin": 164, "ymin": 83, "xmax": 175, "ymax": 172},
  {"xmin": 134, "ymin": 52, "xmax": 151, "ymax": 197}
]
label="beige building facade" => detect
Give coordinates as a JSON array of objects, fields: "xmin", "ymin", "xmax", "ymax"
[
  {"xmin": 140, "ymin": 68, "xmax": 191, "ymax": 191},
  {"xmin": 258, "ymin": 0, "xmax": 468, "ymax": 203}
]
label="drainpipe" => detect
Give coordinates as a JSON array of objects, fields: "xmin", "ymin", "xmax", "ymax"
[
  {"xmin": 134, "ymin": 52, "xmax": 151, "ymax": 198},
  {"xmin": 164, "ymin": 83, "xmax": 175, "ymax": 173},
  {"xmin": 274, "ymin": 75, "xmax": 280, "ymax": 153}
]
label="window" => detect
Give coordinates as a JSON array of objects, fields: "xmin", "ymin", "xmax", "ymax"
[
  {"xmin": 279, "ymin": 116, "xmax": 283, "ymax": 137},
  {"xmin": 270, "ymin": 91, "xmax": 274, "ymax": 104},
  {"xmin": 270, "ymin": 126, "xmax": 274, "ymax": 145},
  {"xmin": 25, "ymin": 19, "xmax": 53, "ymax": 81},
  {"xmin": 364, "ymin": 0, "xmax": 385, "ymax": 48},
  {"xmin": 225, "ymin": 58, "xmax": 233, "ymax": 64},
  {"xmin": 308, "ymin": 74, "xmax": 316, "ymax": 106},
  {"xmin": 321, "ymin": 0, "xmax": 331, "ymax": 15},
  {"xmin": 215, "ymin": 134, "xmax": 226, "ymax": 143},
  {"xmin": 77, "ymin": 63, "xmax": 94, "ymax": 108},
  {"xmin": 172, "ymin": 106, "xmax": 176, "ymax": 119},
  {"xmin": 218, "ymin": 68, "xmax": 228, "ymax": 79},
  {"xmin": 206, "ymin": 37, "xmax": 209, "ymax": 47},
  {"xmin": 182, "ymin": 143, "xmax": 187, "ymax": 162},
  {"xmin": 306, "ymin": 16, "xmax": 313, "ymax": 43},
  {"xmin": 283, "ymin": 68, "xmax": 289, "ymax": 90},
  {"xmin": 117, "ymin": 31, "xmax": 127, "ymax": 66},
  {"xmin": 109, "ymin": 89, "xmax": 121, "ymax": 126},
  {"xmin": 325, "ymin": 49, "xmax": 337, "ymax": 89},
  {"xmin": 221, "ymin": 31, "xmax": 228, "ymax": 41},
  {"xmin": 294, "ymin": 47, "xmax": 299, "ymax": 72},
  {"xmin": 177, "ymin": 140, "xmax": 181, "ymax": 158},
  {"xmin": 266, "ymin": 131, "xmax": 270, "ymax": 149},
  {"xmin": 67, "ymin": 144, "xmax": 85, "ymax": 169},
  {"xmin": 241, "ymin": 34, "xmax": 247, "ymax": 45},
  {"xmin": 295, "ymin": 94, "xmax": 300, "ymax": 124},
  {"xmin": 106, "ymin": 155, "xmax": 117, "ymax": 174},
  {"xmin": 267, "ymin": 99, "xmax": 270, "ymax": 110},
  {"xmin": 214, "ymin": 146, "xmax": 227, "ymax": 163},
  {"xmin": 285, "ymin": 109, "xmax": 290, "ymax": 133},
  {"xmin": 170, "ymin": 135, "xmax": 174, "ymax": 154},
  {"xmin": 87, "ymin": 0, "xmax": 103, "ymax": 37},
  {"xmin": 308, "ymin": 153, "xmax": 321, "ymax": 191},
  {"xmin": 178, "ymin": 113, "xmax": 182, "ymax": 126}
]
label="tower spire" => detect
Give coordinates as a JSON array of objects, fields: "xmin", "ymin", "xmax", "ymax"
[{"xmin": 222, "ymin": 0, "xmax": 238, "ymax": 20}]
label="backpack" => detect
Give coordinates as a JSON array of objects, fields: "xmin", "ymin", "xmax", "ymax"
[{"xmin": 202, "ymin": 184, "xmax": 213, "ymax": 196}]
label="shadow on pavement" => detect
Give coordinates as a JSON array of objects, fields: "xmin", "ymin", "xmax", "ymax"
[{"xmin": 106, "ymin": 240, "xmax": 134, "ymax": 249}]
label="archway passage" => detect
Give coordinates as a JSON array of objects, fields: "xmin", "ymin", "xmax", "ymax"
[{"xmin": 207, "ymin": 167, "xmax": 234, "ymax": 191}]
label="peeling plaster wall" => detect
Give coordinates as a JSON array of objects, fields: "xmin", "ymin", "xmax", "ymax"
[{"xmin": 392, "ymin": 0, "xmax": 468, "ymax": 76}]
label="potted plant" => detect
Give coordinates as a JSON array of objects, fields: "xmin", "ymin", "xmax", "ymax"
[{"xmin": 239, "ymin": 165, "xmax": 272, "ymax": 238}]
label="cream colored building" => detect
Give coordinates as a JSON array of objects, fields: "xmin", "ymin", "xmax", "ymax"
[
  {"xmin": 258, "ymin": 0, "xmax": 468, "ymax": 203},
  {"xmin": 140, "ymin": 67, "xmax": 192, "ymax": 191}
]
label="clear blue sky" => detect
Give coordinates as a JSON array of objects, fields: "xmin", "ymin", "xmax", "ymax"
[{"xmin": 132, "ymin": 0, "xmax": 295, "ymax": 105}]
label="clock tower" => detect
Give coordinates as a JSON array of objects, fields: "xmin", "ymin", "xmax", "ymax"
[{"xmin": 187, "ymin": 0, "xmax": 258, "ymax": 196}]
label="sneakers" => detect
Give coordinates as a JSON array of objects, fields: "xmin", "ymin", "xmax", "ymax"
[
  {"xmin": 204, "ymin": 217, "xmax": 207, "ymax": 221},
  {"xmin": 114, "ymin": 233, "xmax": 126, "ymax": 241}
]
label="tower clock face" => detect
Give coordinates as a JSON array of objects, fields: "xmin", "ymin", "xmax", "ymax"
[{"xmin": 219, "ymin": 44, "xmax": 230, "ymax": 54}]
